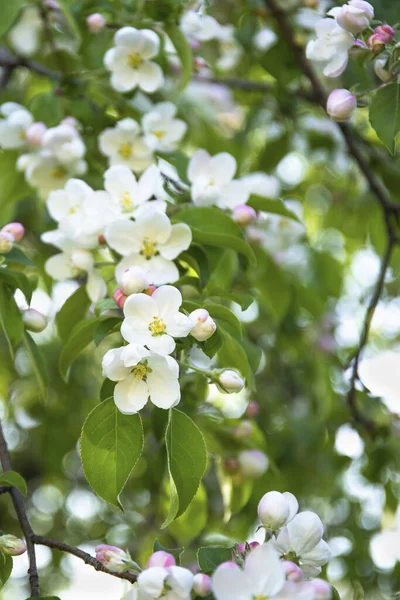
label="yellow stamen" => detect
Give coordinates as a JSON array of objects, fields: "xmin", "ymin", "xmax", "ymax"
[
  {"xmin": 140, "ymin": 238, "xmax": 158, "ymax": 259},
  {"xmin": 153, "ymin": 129, "xmax": 165, "ymax": 139},
  {"xmin": 119, "ymin": 143, "xmax": 132, "ymax": 159},
  {"xmin": 19, "ymin": 129, "xmax": 26, "ymax": 141},
  {"xmin": 121, "ymin": 191, "xmax": 133, "ymax": 212},
  {"xmin": 132, "ymin": 363, "xmax": 151, "ymax": 381},
  {"xmin": 253, "ymin": 596, "xmax": 268, "ymax": 600},
  {"xmin": 148, "ymin": 316, "xmax": 166, "ymax": 336},
  {"xmin": 128, "ymin": 53, "xmax": 143, "ymax": 68},
  {"xmin": 51, "ymin": 166, "xmax": 67, "ymax": 180}
]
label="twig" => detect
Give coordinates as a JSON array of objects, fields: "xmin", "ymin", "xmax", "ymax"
[
  {"xmin": 0, "ymin": 420, "xmax": 40, "ymax": 596},
  {"xmin": 0, "ymin": 485, "xmax": 11, "ymax": 494},
  {"xmin": 0, "ymin": 47, "xmax": 61, "ymax": 81},
  {"xmin": 32, "ymin": 536, "xmax": 138, "ymax": 584}
]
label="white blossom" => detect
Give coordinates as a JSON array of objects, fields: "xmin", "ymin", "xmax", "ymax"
[
  {"xmin": 41, "ymin": 123, "xmax": 86, "ymax": 165},
  {"xmin": 8, "ymin": 7, "xmax": 42, "ymax": 56},
  {"xmin": 0, "ymin": 103, "xmax": 33, "ymax": 149},
  {"xmin": 134, "ymin": 565, "xmax": 194, "ymax": 599},
  {"xmin": 306, "ymin": 19, "xmax": 354, "ymax": 77},
  {"xmin": 99, "ymin": 118, "xmax": 153, "ymax": 172},
  {"xmin": 20, "ymin": 154, "xmax": 87, "ymax": 198},
  {"xmin": 142, "ymin": 103, "xmax": 187, "ymax": 152},
  {"xmin": 180, "ymin": 10, "xmax": 221, "ymax": 42},
  {"xmin": 241, "ymin": 172, "xmax": 281, "ymax": 199},
  {"xmin": 206, "ymin": 383, "xmax": 249, "ymax": 419},
  {"xmin": 258, "ymin": 491, "xmax": 299, "ymax": 530},
  {"xmin": 104, "ymin": 27, "xmax": 164, "ymax": 93},
  {"xmin": 216, "ymin": 25, "xmax": 243, "ymax": 71}
]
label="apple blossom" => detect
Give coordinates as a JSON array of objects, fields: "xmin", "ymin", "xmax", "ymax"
[
  {"xmin": 212, "ymin": 543, "xmax": 286, "ymax": 600},
  {"xmin": 328, "ymin": 1, "xmax": 374, "ymax": 35},
  {"xmin": 0, "ymin": 103, "xmax": 33, "ymax": 149},
  {"xmin": 142, "ymin": 102, "xmax": 187, "ymax": 152},
  {"xmin": 99, "ymin": 119, "xmax": 153, "ymax": 172},
  {"xmin": 216, "ymin": 369, "xmax": 245, "ymax": 393},
  {"xmin": 233, "ymin": 204, "xmax": 257, "ymax": 226},
  {"xmin": 104, "ymin": 27, "xmax": 164, "ymax": 93},
  {"xmin": 257, "ymin": 491, "xmax": 299, "ymax": 530},
  {"xmin": 0, "ymin": 231, "xmax": 14, "ymax": 254},
  {"xmin": 0, "ymin": 535, "xmax": 27, "ymax": 556},
  {"xmin": 253, "ymin": 28, "xmax": 278, "ymax": 52},
  {"xmin": 367, "ymin": 34, "xmax": 385, "ymax": 52},
  {"xmin": 193, "ymin": 573, "xmax": 212, "ymax": 596},
  {"xmin": 41, "ymin": 123, "xmax": 86, "ymax": 165},
  {"xmin": 136, "ymin": 565, "xmax": 193, "ymax": 599},
  {"xmin": 180, "ymin": 10, "xmax": 221, "ymax": 43},
  {"xmin": 308, "ymin": 578, "xmax": 332, "ymax": 599},
  {"xmin": 238, "ymin": 450, "xmax": 269, "ymax": 478},
  {"xmin": 147, "ymin": 551, "xmax": 176, "ymax": 568},
  {"xmin": 87, "ymin": 13, "xmax": 106, "ymax": 33},
  {"xmin": 237, "ymin": 541, "xmax": 260, "ymax": 554},
  {"xmin": 106, "ymin": 212, "xmax": 192, "ymax": 286},
  {"xmin": 374, "ymin": 58, "xmax": 391, "ymax": 82},
  {"xmin": 102, "ymin": 346, "xmax": 181, "ymax": 413},
  {"xmin": 188, "ymin": 149, "xmax": 249, "ymax": 209},
  {"xmin": 306, "ymin": 19, "xmax": 354, "ymax": 77},
  {"xmin": 20, "ymin": 153, "xmax": 88, "ymax": 198},
  {"xmin": 121, "ymin": 267, "xmax": 150, "ymax": 296},
  {"xmin": 25, "ymin": 122, "xmax": 47, "ymax": 147},
  {"xmin": 206, "ymin": 384, "xmax": 249, "ymax": 418},
  {"xmin": 326, "ymin": 89, "xmax": 357, "ymax": 122},
  {"xmin": 22, "ymin": 309, "xmax": 48, "ymax": 333},
  {"xmin": 95, "ymin": 545, "xmax": 131, "ymax": 572},
  {"xmin": 216, "ymin": 25, "xmax": 243, "ymax": 72},
  {"xmin": 121, "ymin": 285, "xmax": 193, "ymax": 355},
  {"xmin": 189, "ymin": 309, "xmax": 217, "ymax": 342},
  {"xmin": 241, "ymin": 172, "xmax": 281, "ymax": 199},
  {"xmin": 8, "ymin": 7, "xmax": 42, "ymax": 56},
  {"xmin": 373, "ymin": 25, "xmax": 395, "ymax": 44},
  {"xmin": 2, "ymin": 222, "xmax": 24, "ymax": 241}
]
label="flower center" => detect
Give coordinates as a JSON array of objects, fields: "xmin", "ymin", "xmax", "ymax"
[
  {"xmin": 140, "ymin": 238, "xmax": 158, "ymax": 259},
  {"xmin": 148, "ymin": 316, "xmax": 166, "ymax": 336},
  {"xmin": 128, "ymin": 53, "xmax": 144, "ymax": 68},
  {"xmin": 132, "ymin": 362, "xmax": 152, "ymax": 381},
  {"xmin": 253, "ymin": 596, "xmax": 268, "ymax": 600},
  {"xmin": 120, "ymin": 191, "xmax": 133, "ymax": 212},
  {"xmin": 51, "ymin": 166, "xmax": 67, "ymax": 180},
  {"xmin": 119, "ymin": 143, "xmax": 133, "ymax": 159},
  {"xmin": 153, "ymin": 129, "xmax": 165, "ymax": 139},
  {"xmin": 19, "ymin": 129, "xmax": 26, "ymax": 141}
]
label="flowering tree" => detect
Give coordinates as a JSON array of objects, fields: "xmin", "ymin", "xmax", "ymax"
[{"xmin": 0, "ymin": 0, "xmax": 399, "ymax": 598}]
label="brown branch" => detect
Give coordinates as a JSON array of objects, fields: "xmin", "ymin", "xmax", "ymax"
[
  {"xmin": 32, "ymin": 535, "xmax": 138, "ymax": 584},
  {"xmin": 0, "ymin": 420, "xmax": 40, "ymax": 596},
  {"xmin": 0, "ymin": 47, "xmax": 61, "ymax": 81}
]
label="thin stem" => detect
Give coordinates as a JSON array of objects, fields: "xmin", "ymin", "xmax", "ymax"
[
  {"xmin": 32, "ymin": 536, "xmax": 138, "ymax": 584},
  {"xmin": 0, "ymin": 421, "xmax": 40, "ymax": 596},
  {"xmin": 0, "ymin": 46, "xmax": 61, "ymax": 81}
]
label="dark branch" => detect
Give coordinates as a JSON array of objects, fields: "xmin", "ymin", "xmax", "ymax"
[
  {"xmin": 0, "ymin": 420, "xmax": 40, "ymax": 596},
  {"xmin": 0, "ymin": 47, "xmax": 61, "ymax": 82},
  {"xmin": 0, "ymin": 485, "xmax": 11, "ymax": 495},
  {"xmin": 32, "ymin": 536, "xmax": 138, "ymax": 584}
]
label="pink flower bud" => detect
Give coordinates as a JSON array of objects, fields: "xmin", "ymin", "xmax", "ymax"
[
  {"xmin": 62, "ymin": 116, "xmax": 79, "ymax": 128},
  {"xmin": 121, "ymin": 266, "xmax": 149, "ymax": 295},
  {"xmin": 232, "ymin": 420, "xmax": 252, "ymax": 439},
  {"xmin": 216, "ymin": 369, "xmax": 245, "ymax": 394},
  {"xmin": 238, "ymin": 450, "xmax": 269, "ymax": 478},
  {"xmin": 374, "ymin": 25, "xmax": 395, "ymax": 43},
  {"xmin": 327, "ymin": 89, "xmax": 357, "ymax": 122},
  {"xmin": 0, "ymin": 535, "xmax": 26, "ymax": 556},
  {"xmin": 237, "ymin": 541, "xmax": 259, "ymax": 554},
  {"xmin": 25, "ymin": 122, "xmax": 47, "ymax": 147},
  {"xmin": 0, "ymin": 231, "xmax": 14, "ymax": 254},
  {"xmin": 282, "ymin": 561, "xmax": 303, "ymax": 582},
  {"xmin": 44, "ymin": 0, "xmax": 60, "ymax": 9},
  {"xmin": 22, "ymin": 309, "xmax": 48, "ymax": 333},
  {"xmin": 95, "ymin": 545, "xmax": 129, "ymax": 572},
  {"xmin": 98, "ymin": 234, "xmax": 106, "ymax": 244},
  {"xmin": 367, "ymin": 33, "xmax": 385, "ymax": 52},
  {"xmin": 246, "ymin": 401, "xmax": 259, "ymax": 418},
  {"xmin": 218, "ymin": 561, "xmax": 237, "ymax": 569},
  {"xmin": 145, "ymin": 285, "xmax": 157, "ymax": 296},
  {"xmin": 193, "ymin": 573, "xmax": 212, "ymax": 596},
  {"xmin": 233, "ymin": 204, "xmax": 257, "ymax": 227},
  {"xmin": 2, "ymin": 222, "xmax": 25, "ymax": 242},
  {"xmin": 336, "ymin": 0, "xmax": 374, "ymax": 34},
  {"xmin": 189, "ymin": 308, "xmax": 216, "ymax": 341},
  {"xmin": 87, "ymin": 13, "xmax": 106, "ymax": 33},
  {"xmin": 147, "ymin": 550, "xmax": 176, "ymax": 568},
  {"xmin": 114, "ymin": 288, "xmax": 128, "ymax": 309},
  {"xmin": 309, "ymin": 579, "xmax": 333, "ymax": 599}
]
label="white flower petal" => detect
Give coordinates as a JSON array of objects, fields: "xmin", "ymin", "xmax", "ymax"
[
  {"xmin": 287, "ymin": 512, "xmax": 324, "ymax": 556},
  {"xmin": 212, "ymin": 564, "xmax": 249, "ymax": 600},
  {"xmin": 105, "ymin": 219, "xmax": 140, "ymax": 255},
  {"xmin": 245, "ymin": 544, "xmax": 285, "ymax": 597},
  {"xmin": 147, "ymin": 355, "xmax": 180, "ymax": 408},
  {"xmin": 137, "ymin": 61, "xmax": 164, "ymax": 93},
  {"xmin": 160, "ymin": 223, "xmax": 192, "ymax": 260},
  {"xmin": 114, "ymin": 375, "xmax": 149, "ymax": 414},
  {"xmin": 102, "ymin": 347, "xmax": 131, "ymax": 381}
]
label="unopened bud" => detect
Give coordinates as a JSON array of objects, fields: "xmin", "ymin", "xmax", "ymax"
[
  {"xmin": 367, "ymin": 33, "xmax": 385, "ymax": 52},
  {"xmin": 25, "ymin": 122, "xmax": 47, "ymax": 147},
  {"xmin": 216, "ymin": 369, "xmax": 245, "ymax": 394},
  {"xmin": 98, "ymin": 234, "xmax": 106, "ymax": 244},
  {"xmin": 193, "ymin": 573, "xmax": 212, "ymax": 596},
  {"xmin": 336, "ymin": 0, "xmax": 374, "ymax": 34},
  {"xmin": 246, "ymin": 401, "xmax": 259, "ymax": 418},
  {"xmin": 2, "ymin": 222, "xmax": 25, "ymax": 242},
  {"xmin": 257, "ymin": 491, "xmax": 298, "ymax": 529},
  {"xmin": 189, "ymin": 308, "xmax": 216, "ymax": 342},
  {"xmin": 232, "ymin": 420, "xmax": 252, "ymax": 439},
  {"xmin": 374, "ymin": 25, "xmax": 395, "ymax": 43},
  {"xmin": 145, "ymin": 285, "xmax": 157, "ymax": 296},
  {"xmin": 87, "ymin": 13, "xmax": 106, "ymax": 33},
  {"xmin": 283, "ymin": 560, "xmax": 303, "ymax": 582},
  {"xmin": 238, "ymin": 450, "xmax": 269, "ymax": 478},
  {"xmin": 121, "ymin": 267, "xmax": 149, "ymax": 295},
  {"xmin": 233, "ymin": 204, "xmax": 257, "ymax": 227},
  {"xmin": 0, "ymin": 535, "xmax": 26, "ymax": 556},
  {"xmin": 0, "ymin": 231, "xmax": 14, "ymax": 254},
  {"xmin": 95, "ymin": 545, "xmax": 130, "ymax": 572},
  {"xmin": 308, "ymin": 579, "xmax": 332, "ymax": 599},
  {"xmin": 374, "ymin": 58, "xmax": 392, "ymax": 82},
  {"xmin": 114, "ymin": 288, "xmax": 128, "ymax": 309},
  {"xmin": 22, "ymin": 309, "xmax": 48, "ymax": 333},
  {"xmin": 147, "ymin": 550, "xmax": 176, "ymax": 568},
  {"xmin": 237, "ymin": 541, "xmax": 259, "ymax": 554},
  {"xmin": 327, "ymin": 89, "xmax": 357, "ymax": 122}
]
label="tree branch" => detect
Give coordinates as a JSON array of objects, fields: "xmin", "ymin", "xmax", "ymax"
[
  {"xmin": 32, "ymin": 535, "xmax": 138, "ymax": 584},
  {"xmin": 0, "ymin": 420, "xmax": 40, "ymax": 596},
  {"xmin": 0, "ymin": 47, "xmax": 61, "ymax": 82}
]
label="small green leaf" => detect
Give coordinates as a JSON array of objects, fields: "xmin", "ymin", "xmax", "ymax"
[
  {"xmin": 0, "ymin": 0, "xmax": 24, "ymax": 37},
  {"xmin": 197, "ymin": 546, "xmax": 233, "ymax": 573},
  {"xmin": 94, "ymin": 297, "xmax": 119, "ymax": 318},
  {"xmin": 0, "ymin": 471, "xmax": 27, "ymax": 496},
  {"xmin": 56, "ymin": 286, "xmax": 90, "ymax": 342},
  {"xmin": 0, "ymin": 268, "xmax": 32, "ymax": 302},
  {"xmin": 247, "ymin": 195, "xmax": 300, "ymax": 222},
  {"xmin": 167, "ymin": 483, "xmax": 208, "ymax": 545},
  {"xmin": 22, "ymin": 332, "xmax": 48, "ymax": 401},
  {"xmin": 255, "ymin": 249, "xmax": 291, "ymax": 324},
  {"xmin": 163, "ymin": 409, "xmax": 208, "ymax": 527},
  {"xmin": 165, "ymin": 22, "xmax": 192, "ymax": 90},
  {"xmin": 58, "ymin": 318, "xmax": 98, "ymax": 381},
  {"xmin": 29, "ymin": 93, "xmax": 63, "ymax": 128},
  {"xmin": 56, "ymin": 0, "xmax": 81, "ymax": 46},
  {"xmin": 0, "ymin": 552, "xmax": 12, "ymax": 590},
  {"xmin": 153, "ymin": 539, "xmax": 184, "ymax": 563},
  {"xmin": 5, "ymin": 246, "xmax": 34, "ymax": 267},
  {"xmin": 94, "ymin": 318, "xmax": 121, "ymax": 346},
  {"xmin": 0, "ymin": 283, "xmax": 24, "ymax": 357},
  {"xmin": 370, "ymin": 83, "xmax": 400, "ymax": 154},
  {"xmin": 80, "ymin": 398, "xmax": 144, "ymax": 508}
]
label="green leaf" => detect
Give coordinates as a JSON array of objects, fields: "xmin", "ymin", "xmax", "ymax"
[
  {"xmin": 0, "ymin": 282, "xmax": 24, "ymax": 357},
  {"xmin": 175, "ymin": 207, "xmax": 256, "ymax": 265},
  {"xmin": 0, "ymin": 471, "xmax": 27, "ymax": 495},
  {"xmin": 29, "ymin": 93, "xmax": 63, "ymax": 128},
  {"xmin": 165, "ymin": 22, "xmax": 192, "ymax": 91},
  {"xmin": 22, "ymin": 332, "xmax": 48, "ymax": 401},
  {"xmin": 163, "ymin": 409, "xmax": 208, "ymax": 527},
  {"xmin": 80, "ymin": 398, "xmax": 144, "ymax": 508},
  {"xmin": 94, "ymin": 318, "xmax": 121, "ymax": 346},
  {"xmin": 0, "ymin": 268, "xmax": 32, "ymax": 302},
  {"xmin": 56, "ymin": 286, "xmax": 90, "ymax": 342},
  {"xmin": 153, "ymin": 539, "xmax": 184, "ymax": 563},
  {"xmin": 94, "ymin": 297, "xmax": 119, "ymax": 318},
  {"xmin": 167, "ymin": 483, "xmax": 208, "ymax": 545},
  {"xmin": 331, "ymin": 587, "xmax": 341, "ymax": 600},
  {"xmin": 0, "ymin": 0, "xmax": 24, "ymax": 37},
  {"xmin": 0, "ymin": 553, "xmax": 12, "ymax": 590},
  {"xmin": 197, "ymin": 546, "xmax": 233, "ymax": 573},
  {"xmin": 370, "ymin": 83, "xmax": 400, "ymax": 154},
  {"xmin": 56, "ymin": 0, "xmax": 81, "ymax": 46},
  {"xmin": 100, "ymin": 379, "xmax": 116, "ymax": 402},
  {"xmin": 247, "ymin": 195, "xmax": 300, "ymax": 222},
  {"xmin": 58, "ymin": 318, "xmax": 98, "ymax": 381},
  {"xmin": 5, "ymin": 246, "xmax": 34, "ymax": 267},
  {"xmin": 218, "ymin": 325, "xmax": 255, "ymax": 389},
  {"xmin": 0, "ymin": 152, "xmax": 31, "ymax": 222},
  {"xmin": 255, "ymin": 249, "xmax": 291, "ymax": 324}
]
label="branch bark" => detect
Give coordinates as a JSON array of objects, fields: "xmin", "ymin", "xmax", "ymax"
[{"xmin": 0, "ymin": 47, "xmax": 61, "ymax": 81}]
